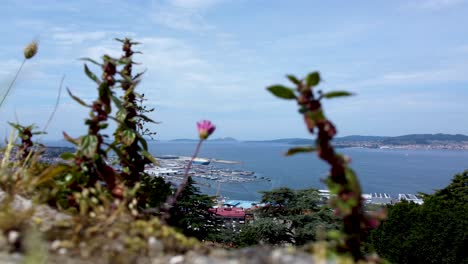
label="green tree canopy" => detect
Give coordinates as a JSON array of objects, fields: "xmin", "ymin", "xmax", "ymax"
[
  {"xmin": 370, "ymin": 171, "xmax": 468, "ymax": 264},
  {"xmin": 167, "ymin": 176, "xmax": 221, "ymax": 241},
  {"xmin": 237, "ymin": 187, "xmax": 338, "ymax": 246}
]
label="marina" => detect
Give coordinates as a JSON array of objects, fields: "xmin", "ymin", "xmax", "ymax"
[
  {"xmin": 145, "ymin": 155, "xmax": 425, "ymax": 206},
  {"xmin": 145, "ymin": 155, "xmax": 271, "ymax": 188}
]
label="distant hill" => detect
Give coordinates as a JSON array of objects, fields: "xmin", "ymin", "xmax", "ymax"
[
  {"xmin": 381, "ymin": 134, "xmax": 468, "ymax": 145},
  {"xmin": 170, "ymin": 138, "xmax": 198, "ymax": 142},
  {"xmin": 334, "ymin": 135, "xmax": 387, "ymax": 142},
  {"xmin": 244, "ymin": 138, "xmax": 310, "ymax": 144},
  {"xmin": 243, "ymin": 134, "xmax": 468, "ymax": 146},
  {"xmin": 210, "ymin": 137, "xmax": 238, "ymax": 142},
  {"xmin": 49, "ymin": 134, "xmax": 468, "ymax": 146},
  {"xmin": 170, "ymin": 137, "xmax": 238, "ymax": 143}
]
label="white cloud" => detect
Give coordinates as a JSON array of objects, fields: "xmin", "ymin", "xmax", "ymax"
[
  {"xmin": 341, "ymin": 65, "xmax": 468, "ymax": 92},
  {"xmin": 170, "ymin": 0, "xmax": 221, "ymax": 9},
  {"xmin": 137, "ymin": 37, "xmax": 209, "ymax": 71},
  {"xmin": 382, "ymin": 67, "xmax": 468, "ymax": 83},
  {"xmin": 149, "ymin": 0, "xmax": 225, "ymax": 31},
  {"xmin": 52, "ymin": 31, "xmax": 109, "ymax": 46}
]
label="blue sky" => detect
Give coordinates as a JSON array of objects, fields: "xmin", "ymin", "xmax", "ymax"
[{"xmin": 1, "ymin": 0, "xmax": 468, "ymax": 140}]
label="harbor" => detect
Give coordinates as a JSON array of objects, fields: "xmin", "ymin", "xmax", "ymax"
[{"xmin": 145, "ymin": 155, "xmax": 271, "ymax": 188}]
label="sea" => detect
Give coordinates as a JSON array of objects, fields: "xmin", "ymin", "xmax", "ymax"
[{"xmin": 148, "ymin": 141, "xmax": 468, "ymax": 201}]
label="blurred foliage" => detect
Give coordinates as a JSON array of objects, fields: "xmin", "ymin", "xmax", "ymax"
[
  {"xmin": 267, "ymin": 72, "xmax": 383, "ymax": 261},
  {"xmin": 369, "ymin": 171, "xmax": 468, "ymax": 264},
  {"xmin": 0, "ymin": 38, "xmax": 197, "ymax": 262},
  {"xmin": 167, "ymin": 177, "xmax": 222, "ymax": 241},
  {"xmin": 235, "ymin": 187, "xmax": 339, "ymax": 247}
]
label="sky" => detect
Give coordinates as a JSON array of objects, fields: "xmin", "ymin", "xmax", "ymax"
[{"xmin": 1, "ymin": 0, "xmax": 468, "ymax": 140}]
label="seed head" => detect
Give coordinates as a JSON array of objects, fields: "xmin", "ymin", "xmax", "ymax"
[{"xmin": 24, "ymin": 41, "xmax": 38, "ymax": 59}]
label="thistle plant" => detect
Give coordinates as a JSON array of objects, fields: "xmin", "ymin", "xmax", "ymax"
[
  {"xmin": 112, "ymin": 38, "xmax": 156, "ymax": 188},
  {"xmin": 8, "ymin": 122, "xmax": 45, "ymax": 162},
  {"xmin": 61, "ymin": 54, "xmax": 123, "ymax": 198},
  {"xmin": 267, "ymin": 72, "xmax": 383, "ymax": 261}
]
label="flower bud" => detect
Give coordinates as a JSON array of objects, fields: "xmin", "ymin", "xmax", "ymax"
[
  {"xmin": 197, "ymin": 120, "xmax": 216, "ymax": 140},
  {"xmin": 24, "ymin": 41, "xmax": 38, "ymax": 59}
]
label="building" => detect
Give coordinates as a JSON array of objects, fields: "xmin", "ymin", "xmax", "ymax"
[
  {"xmin": 398, "ymin": 194, "xmax": 424, "ymax": 205},
  {"xmin": 209, "ymin": 207, "xmax": 246, "ymax": 225},
  {"xmin": 144, "ymin": 167, "xmax": 178, "ymax": 177},
  {"xmin": 368, "ymin": 193, "xmax": 393, "ymax": 205}
]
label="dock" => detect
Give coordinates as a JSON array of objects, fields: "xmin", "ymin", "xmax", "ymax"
[{"xmin": 211, "ymin": 159, "xmax": 241, "ymax": 164}]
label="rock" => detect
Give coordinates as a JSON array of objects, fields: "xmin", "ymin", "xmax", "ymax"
[{"xmin": 0, "ymin": 190, "xmax": 71, "ymax": 232}]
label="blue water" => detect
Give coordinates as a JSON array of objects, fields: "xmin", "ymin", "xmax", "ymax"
[{"xmin": 148, "ymin": 142, "xmax": 468, "ymax": 201}]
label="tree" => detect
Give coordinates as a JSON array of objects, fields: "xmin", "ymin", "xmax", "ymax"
[
  {"xmin": 237, "ymin": 218, "xmax": 293, "ymax": 246},
  {"xmin": 138, "ymin": 174, "xmax": 172, "ymax": 209},
  {"xmin": 167, "ymin": 177, "xmax": 221, "ymax": 241},
  {"xmin": 237, "ymin": 187, "xmax": 339, "ymax": 246},
  {"xmin": 369, "ymin": 171, "xmax": 468, "ymax": 264}
]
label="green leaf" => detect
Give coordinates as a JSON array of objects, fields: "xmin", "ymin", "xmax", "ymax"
[
  {"xmin": 133, "ymin": 71, "xmax": 146, "ymax": 81},
  {"xmin": 60, "ymin": 152, "xmax": 75, "ymax": 160},
  {"xmin": 116, "ymin": 109, "xmax": 127, "ymax": 122},
  {"xmin": 286, "ymin": 75, "xmax": 301, "ymax": 85},
  {"xmin": 80, "ymin": 58, "xmax": 101, "ymax": 66},
  {"xmin": 139, "ymin": 134, "xmax": 149, "ymax": 150},
  {"xmin": 285, "ymin": 146, "xmax": 316, "ymax": 156},
  {"xmin": 305, "ymin": 72, "xmax": 320, "ymax": 87},
  {"xmin": 34, "ymin": 164, "xmax": 69, "ymax": 186},
  {"xmin": 8, "ymin": 122, "xmax": 22, "ymax": 131},
  {"xmin": 63, "ymin": 132, "xmax": 80, "ymax": 145},
  {"xmin": 80, "ymin": 135, "xmax": 98, "ymax": 159},
  {"xmin": 108, "ymin": 116, "xmax": 125, "ymax": 126},
  {"xmin": 110, "ymin": 95, "xmax": 124, "ymax": 111},
  {"xmin": 105, "ymin": 142, "xmax": 124, "ymax": 160},
  {"xmin": 99, "ymin": 123, "xmax": 109, "ymax": 129},
  {"xmin": 84, "ymin": 64, "xmax": 101, "ymax": 84},
  {"xmin": 322, "ymin": 91, "xmax": 354, "ymax": 99},
  {"xmin": 115, "ymin": 57, "xmax": 132, "ymax": 66},
  {"xmin": 141, "ymin": 150, "xmax": 156, "ymax": 164},
  {"xmin": 121, "ymin": 129, "xmax": 136, "ymax": 146},
  {"xmin": 137, "ymin": 114, "xmax": 155, "ymax": 123},
  {"xmin": 67, "ymin": 88, "xmax": 90, "ymax": 107},
  {"xmin": 267, "ymin": 85, "xmax": 296, "ymax": 99}
]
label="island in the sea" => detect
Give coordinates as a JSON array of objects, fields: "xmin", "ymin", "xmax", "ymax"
[
  {"xmin": 45, "ymin": 134, "xmax": 468, "ymax": 150},
  {"xmin": 168, "ymin": 134, "xmax": 468, "ymax": 150},
  {"xmin": 246, "ymin": 134, "xmax": 468, "ymax": 150}
]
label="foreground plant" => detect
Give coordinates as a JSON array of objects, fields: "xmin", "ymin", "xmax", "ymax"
[
  {"xmin": 59, "ymin": 54, "xmax": 124, "ymax": 200},
  {"xmin": 164, "ymin": 120, "xmax": 216, "ymax": 212},
  {"xmin": 0, "ymin": 41, "xmax": 38, "ymax": 109},
  {"xmin": 267, "ymin": 72, "xmax": 384, "ymax": 261},
  {"xmin": 112, "ymin": 38, "xmax": 156, "ymax": 188},
  {"xmin": 8, "ymin": 123, "xmax": 45, "ymax": 163}
]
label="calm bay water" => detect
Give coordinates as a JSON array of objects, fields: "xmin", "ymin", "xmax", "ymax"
[{"xmin": 148, "ymin": 142, "xmax": 468, "ymax": 201}]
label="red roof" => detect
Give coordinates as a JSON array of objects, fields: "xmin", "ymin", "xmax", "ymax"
[{"xmin": 209, "ymin": 207, "xmax": 246, "ymax": 218}]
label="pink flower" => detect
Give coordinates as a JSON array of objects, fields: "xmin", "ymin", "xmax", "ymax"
[{"xmin": 197, "ymin": 120, "xmax": 216, "ymax": 140}]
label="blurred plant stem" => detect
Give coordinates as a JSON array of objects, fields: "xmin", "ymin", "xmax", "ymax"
[
  {"xmin": 174, "ymin": 139, "xmax": 203, "ymax": 202},
  {"xmin": 0, "ymin": 59, "xmax": 26, "ymax": 109},
  {"xmin": 43, "ymin": 75, "xmax": 65, "ymax": 132}
]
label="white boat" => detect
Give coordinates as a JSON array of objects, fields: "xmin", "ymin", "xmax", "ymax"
[{"xmin": 193, "ymin": 158, "xmax": 211, "ymax": 165}]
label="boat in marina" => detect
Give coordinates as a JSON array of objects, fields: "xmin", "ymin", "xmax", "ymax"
[{"xmin": 193, "ymin": 157, "xmax": 211, "ymax": 165}]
